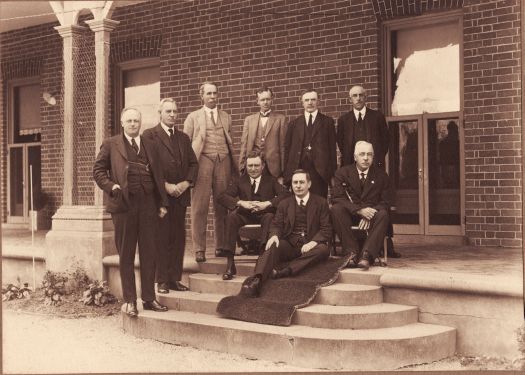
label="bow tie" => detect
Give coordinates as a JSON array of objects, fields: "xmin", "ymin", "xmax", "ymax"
[{"xmin": 260, "ymin": 112, "xmax": 271, "ymax": 117}]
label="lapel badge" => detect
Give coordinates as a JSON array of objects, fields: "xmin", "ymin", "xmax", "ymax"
[{"xmin": 371, "ymin": 180, "xmax": 375, "ymax": 184}]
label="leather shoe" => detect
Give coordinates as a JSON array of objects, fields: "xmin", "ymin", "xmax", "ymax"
[
  {"xmin": 157, "ymin": 282, "xmax": 169, "ymax": 294},
  {"xmin": 143, "ymin": 299, "xmax": 168, "ymax": 312},
  {"xmin": 169, "ymin": 281, "xmax": 189, "ymax": 291},
  {"xmin": 271, "ymin": 267, "xmax": 291, "ymax": 279},
  {"xmin": 346, "ymin": 251, "xmax": 359, "ymax": 268},
  {"xmin": 357, "ymin": 251, "xmax": 370, "ymax": 270},
  {"xmin": 222, "ymin": 256, "xmax": 237, "ymax": 281},
  {"xmin": 215, "ymin": 248, "xmax": 229, "ymax": 257},
  {"xmin": 195, "ymin": 251, "xmax": 206, "ymax": 263},
  {"xmin": 123, "ymin": 301, "xmax": 138, "ymax": 317},
  {"xmin": 240, "ymin": 275, "xmax": 261, "ymax": 298}
]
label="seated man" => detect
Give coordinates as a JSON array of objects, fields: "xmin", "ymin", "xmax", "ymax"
[
  {"xmin": 241, "ymin": 169, "xmax": 332, "ymax": 297},
  {"xmin": 331, "ymin": 141, "xmax": 393, "ymax": 270},
  {"xmin": 218, "ymin": 151, "xmax": 288, "ymax": 280}
]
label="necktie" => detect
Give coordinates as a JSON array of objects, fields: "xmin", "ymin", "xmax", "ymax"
[
  {"xmin": 360, "ymin": 172, "xmax": 366, "ymax": 187},
  {"xmin": 210, "ymin": 111, "xmax": 216, "ymax": 126},
  {"xmin": 358, "ymin": 112, "xmax": 363, "ymax": 123},
  {"xmin": 251, "ymin": 179, "xmax": 257, "ymax": 194},
  {"xmin": 307, "ymin": 113, "xmax": 313, "ymax": 127},
  {"xmin": 300, "ymin": 199, "xmax": 305, "ymax": 207},
  {"xmin": 131, "ymin": 138, "xmax": 139, "ymax": 154},
  {"xmin": 168, "ymin": 128, "xmax": 174, "ymax": 137}
]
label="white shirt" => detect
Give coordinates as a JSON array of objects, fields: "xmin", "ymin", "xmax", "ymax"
[
  {"xmin": 160, "ymin": 122, "xmax": 175, "ymax": 137},
  {"xmin": 304, "ymin": 110, "xmax": 318, "ymax": 126},
  {"xmin": 357, "ymin": 166, "xmax": 369, "ymax": 179},
  {"xmin": 353, "ymin": 106, "xmax": 367, "ymax": 121},
  {"xmin": 123, "ymin": 133, "xmax": 141, "ymax": 152},
  {"xmin": 259, "ymin": 111, "xmax": 271, "ymax": 128},
  {"xmin": 203, "ymin": 106, "xmax": 218, "ymax": 122},
  {"xmin": 250, "ymin": 175, "xmax": 262, "ymax": 194},
  {"xmin": 295, "ymin": 192, "xmax": 310, "ymax": 206}
]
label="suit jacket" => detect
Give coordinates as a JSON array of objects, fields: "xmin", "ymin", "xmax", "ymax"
[
  {"xmin": 93, "ymin": 134, "xmax": 169, "ymax": 213},
  {"xmin": 142, "ymin": 124, "xmax": 199, "ymax": 207},
  {"xmin": 238, "ymin": 111, "xmax": 287, "ymax": 178},
  {"xmin": 283, "ymin": 112, "xmax": 337, "ymax": 184},
  {"xmin": 218, "ymin": 173, "xmax": 289, "ymax": 214},
  {"xmin": 337, "ymin": 107, "xmax": 389, "ymax": 167},
  {"xmin": 331, "ymin": 164, "xmax": 392, "ymax": 215},
  {"xmin": 269, "ymin": 194, "xmax": 332, "ymax": 244}
]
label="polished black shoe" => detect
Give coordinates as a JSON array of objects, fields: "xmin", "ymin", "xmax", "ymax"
[
  {"xmin": 271, "ymin": 267, "xmax": 291, "ymax": 279},
  {"xmin": 157, "ymin": 282, "xmax": 170, "ymax": 294},
  {"xmin": 357, "ymin": 251, "xmax": 370, "ymax": 270},
  {"xmin": 195, "ymin": 251, "xmax": 206, "ymax": 263},
  {"xmin": 240, "ymin": 275, "xmax": 261, "ymax": 298},
  {"xmin": 215, "ymin": 248, "xmax": 230, "ymax": 257},
  {"xmin": 346, "ymin": 251, "xmax": 359, "ymax": 268},
  {"xmin": 169, "ymin": 281, "xmax": 189, "ymax": 291},
  {"xmin": 143, "ymin": 299, "xmax": 168, "ymax": 312},
  {"xmin": 123, "ymin": 301, "xmax": 138, "ymax": 317},
  {"xmin": 222, "ymin": 256, "xmax": 237, "ymax": 281}
]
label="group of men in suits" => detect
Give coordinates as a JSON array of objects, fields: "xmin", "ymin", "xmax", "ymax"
[{"xmin": 93, "ymin": 82, "xmax": 396, "ymax": 314}]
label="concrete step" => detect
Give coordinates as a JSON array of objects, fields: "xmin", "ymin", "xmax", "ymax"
[
  {"xmin": 157, "ymin": 291, "xmax": 416, "ymax": 329},
  {"xmin": 188, "ymin": 273, "xmax": 383, "ymax": 306},
  {"xmin": 122, "ymin": 308, "xmax": 456, "ymax": 371},
  {"xmin": 198, "ymin": 256, "xmax": 256, "ymax": 276},
  {"xmin": 337, "ymin": 268, "xmax": 385, "ymax": 285}
]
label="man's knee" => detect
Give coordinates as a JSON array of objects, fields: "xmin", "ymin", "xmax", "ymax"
[
  {"xmin": 374, "ymin": 209, "xmax": 388, "ymax": 223},
  {"xmin": 312, "ymin": 243, "xmax": 330, "ymax": 259}
]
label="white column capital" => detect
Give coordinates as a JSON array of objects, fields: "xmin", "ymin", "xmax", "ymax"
[
  {"xmin": 54, "ymin": 24, "xmax": 87, "ymax": 38},
  {"xmin": 85, "ymin": 18, "xmax": 120, "ymax": 33}
]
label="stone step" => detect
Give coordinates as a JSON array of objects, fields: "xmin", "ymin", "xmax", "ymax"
[
  {"xmin": 122, "ymin": 308, "xmax": 456, "ymax": 371},
  {"xmin": 338, "ymin": 268, "xmax": 385, "ymax": 285},
  {"xmin": 188, "ymin": 273, "xmax": 383, "ymax": 306},
  {"xmin": 157, "ymin": 291, "xmax": 417, "ymax": 329},
  {"xmin": 198, "ymin": 256, "xmax": 257, "ymax": 276}
]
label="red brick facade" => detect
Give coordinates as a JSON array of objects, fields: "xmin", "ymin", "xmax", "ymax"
[{"xmin": 1, "ymin": 0, "xmax": 521, "ymax": 247}]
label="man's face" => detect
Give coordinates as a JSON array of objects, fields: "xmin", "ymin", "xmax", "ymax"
[
  {"xmin": 246, "ymin": 156, "xmax": 264, "ymax": 179},
  {"xmin": 121, "ymin": 109, "xmax": 141, "ymax": 138},
  {"xmin": 354, "ymin": 144, "xmax": 374, "ymax": 171},
  {"xmin": 201, "ymin": 84, "xmax": 218, "ymax": 109},
  {"xmin": 291, "ymin": 173, "xmax": 311, "ymax": 198},
  {"xmin": 257, "ymin": 91, "xmax": 273, "ymax": 112},
  {"xmin": 160, "ymin": 101, "xmax": 178, "ymax": 127},
  {"xmin": 301, "ymin": 92, "xmax": 318, "ymax": 113},
  {"xmin": 349, "ymin": 86, "xmax": 366, "ymax": 111}
]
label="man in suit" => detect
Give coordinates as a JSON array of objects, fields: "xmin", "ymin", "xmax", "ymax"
[
  {"xmin": 93, "ymin": 107, "xmax": 169, "ymax": 317},
  {"xmin": 283, "ymin": 89, "xmax": 337, "ymax": 198},
  {"xmin": 337, "ymin": 85, "xmax": 389, "ymax": 168},
  {"xmin": 218, "ymin": 150, "xmax": 289, "ymax": 280},
  {"xmin": 142, "ymin": 98, "xmax": 198, "ymax": 293},
  {"xmin": 239, "ymin": 87, "xmax": 287, "ymax": 183},
  {"xmin": 241, "ymin": 169, "xmax": 332, "ymax": 297},
  {"xmin": 330, "ymin": 141, "xmax": 392, "ymax": 270},
  {"xmin": 183, "ymin": 82, "xmax": 237, "ymax": 263}
]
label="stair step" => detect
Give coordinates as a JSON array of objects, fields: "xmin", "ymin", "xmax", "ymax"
[
  {"xmin": 123, "ymin": 309, "xmax": 456, "ymax": 371},
  {"xmin": 199, "ymin": 256, "xmax": 257, "ymax": 276},
  {"xmin": 157, "ymin": 291, "xmax": 416, "ymax": 328},
  {"xmin": 188, "ymin": 273, "xmax": 383, "ymax": 306},
  {"xmin": 338, "ymin": 268, "xmax": 386, "ymax": 285}
]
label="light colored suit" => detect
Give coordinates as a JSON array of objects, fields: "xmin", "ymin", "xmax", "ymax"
[{"xmin": 239, "ymin": 111, "xmax": 287, "ymax": 178}]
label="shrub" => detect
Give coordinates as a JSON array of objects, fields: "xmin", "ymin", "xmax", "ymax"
[
  {"xmin": 2, "ymin": 283, "xmax": 32, "ymax": 301},
  {"xmin": 79, "ymin": 280, "xmax": 116, "ymax": 306}
]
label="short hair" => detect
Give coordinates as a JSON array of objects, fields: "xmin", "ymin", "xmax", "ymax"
[
  {"xmin": 256, "ymin": 87, "xmax": 274, "ymax": 98},
  {"xmin": 354, "ymin": 141, "xmax": 374, "ymax": 155},
  {"xmin": 291, "ymin": 168, "xmax": 311, "ymax": 182},
  {"xmin": 349, "ymin": 85, "xmax": 367, "ymax": 96},
  {"xmin": 246, "ymin": 150, "xmax": 265, "ymax": 163},
  {"xmin": 300, "ymin": 89, "xmax": 319, "ymax": 100},
  {"xmin": 199, "ymin": 81, "xmax": 218, "ymax": 96},
  {"xmin": 120, "ymin": 107, "xmax": 141, "ymax": 122},
  {"xmin": 158, "ymin": 98, "xmax": 177, "ymax": 112}
]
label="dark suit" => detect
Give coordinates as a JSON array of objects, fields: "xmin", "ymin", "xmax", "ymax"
[
  {"xmin": 254, "ymin": 194, "xmax": 332, "ymax": 282},
  {"xmin": 330, "ymin": 164, "xmax": 392, "ymax": 258},
  {"xmin": 93, "ymin": 133, "xmax": 168, "ymax": 303},
  {"xmin": 283, "ymin": 112, "xmax": 337, "ymax": 198},
  {"xmin": 142, "ymin": 124, "xmax": 198, "ymax": 284},
  {"xmin": 218, "ymin": 174, "xmax": 289, "ymax": 253},
  {"xmin": 337, "ymin": 107, "xmax": 389, "ymax": 168}
]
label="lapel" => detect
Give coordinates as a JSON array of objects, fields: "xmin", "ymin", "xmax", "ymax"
[
  {"xmin": 248, "ymin": 114, "xmax": 259, "ymax": 139},
  {"xmin": 155, "ymin": 124, "xmax": 175, "ymax": 158},
  {"xmin": 361, "ymin": 166, "xmax": 376, "ymax": 198},
  {"xmin": 287, "ymin": 197, "xmax": 296, "ymax": 232},
  {"xmin": 296, "ymin": 115, "xmax": 306, "ymax": 145},
  {"xmin": 241, "ymin": 174, "xmax": 253, "ymax": 199},
  {"xmin": 349, "ymin": 166, "xmax": 362, "ymax": 197},
  {"xmin": 306, "ymin": 196, "xmax": 315, "ymax": 235},
  {"xmin": 115, "ymin": 134, "xmax": 128, "ymax": 161},
  {"xmin": 264, "ymin": 112, "xmax": 275, "ymax": 137},
  {"xmin": 197, "ymin": 108, "xmax": 207, "ymax": 141},
  {"xmin": 310, "ymin": 112, "xmax": 322, "ymax": 140},
  {"xmin": 217, "ymin": 109, "xmax": 228, "ymax": 132}
]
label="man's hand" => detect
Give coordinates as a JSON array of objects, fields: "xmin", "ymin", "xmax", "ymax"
[
  {"xmin": 277, "ymin": 176, "xmax": 284, "ymax": 185},
  {"xmin": 238, "ymin": 200, "xmax": 257, "ymax": 210},
  {"xmin": 164, "ymin": 182, "xmax": 177, "ymax": 196},
  {"xmin": 172, "ymin": 181, "xmax": 190, "ymax": 197},
  {"xmin": 265, "ymin": 235, "xmax": 279, "ymax": 250},
  {"xmin": 158, "ymin": 207, "xmax": 168, "ymax": 218},
  {"xmin": 357, "ymin": 207, "xmax": 377, "ymax": 220},
  {"xmin": 110, "ymin": 184, "xmax": 121, "ymax": 197},
  {"xmin": 301, "ymin": 241, "xmax": 318, "ymax": 254},
  {"xmin": 252, "ymin": 201, "xmax": 271, "ymax": 212},
  {"xmin": 358, "ymin": 218, "xmax": 370, "ymax": 230}
]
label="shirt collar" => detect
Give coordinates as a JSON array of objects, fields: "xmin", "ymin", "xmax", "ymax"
[
  {"xmin": 357, "ymin": 165, "xmax": 369, "ymax": 177},
  {"xmin": 203, "ymin": 106, "xmax": 218, "ymax": 115},
  {"xmin": 295, "ymin": 192, "xmax": 310, "ymax": 205},
  {"xmin": 260, "ymin": 110, "xmax": 272, "ymax": 117},
  {"xmin": 250, "ymin": 175, "xmax": 262, "ymax": 184},
  {"xmin": 353, "ymin": 106, "xmax": 367, "ymax": 120},
  {"xmin": 304, "ymin": 110, "xmax": 318, "ymax": 123},
  {"xmin": 123, "ymin": 132, "xmax": 140, "ymax": 146},
  {"xmin": 160, "ymin": 122, "xmax": 174, "ymax": 136}
]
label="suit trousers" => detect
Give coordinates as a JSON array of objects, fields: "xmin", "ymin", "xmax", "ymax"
[
  {"xmin": 254, "ymin": 238, "xmax": 330, "ymax": 283},
  {"xmin": 330, "ymin": 203, "xmax": 389, "ymax": 258},
  {"xmin": 191, "ymin": 154, "xmax": 232, "ymax": 252},
  {"xmin": 225, "ymin": 210, "xmax": 274, "ymax": 253},
  {"xmin": 156, "ymin": 199, "xmax": 187, "ymax": 283},
  {"xmin": 111, "ymin": 190, "xmax": 157, "ymax": 303}
]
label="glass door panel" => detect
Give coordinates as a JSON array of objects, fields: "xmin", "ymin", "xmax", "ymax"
[{"xmin": 8, "ymin": 145, "xmax": 25, "ymax": 220}]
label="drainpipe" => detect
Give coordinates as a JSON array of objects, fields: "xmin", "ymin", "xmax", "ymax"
[{"xmin": 521, "ymin": 1, "xmax": 525, "ymax": 317}]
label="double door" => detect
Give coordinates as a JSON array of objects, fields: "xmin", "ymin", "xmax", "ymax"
[{"xmin": 387, "ymin": 112, "xmax": 464, "ymax": 235}]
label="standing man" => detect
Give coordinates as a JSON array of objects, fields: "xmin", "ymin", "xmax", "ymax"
[
  {"xmin": 218, "ymin": 151, "xmax": 289, "ymax": 280},
  {"xmin": 239, "ymin": 87, "xmax": 287, "ymax": 183},
  {"xmin": 240, "ymin": 169, "xmax": 332, "ymax": 297},
  {"xmin": 330, "ymin": 141, "xmax": 392, "ymax": 270},
  {"xmin": 283, "ymin": 89, "xmax": 337, "ymax": 198},
  {"xmin": 337, "ymin": 85, "xmax": 389, "ymax": 168},
  {"xmin": 143, "ymin": 98, "xmax": 198, "ymax": 293},
  {"xmin": 184, "ymin": 82, "xmax": 237, "ymax": 262},
  {"xmin": 93, "ymin": 107, "xmax": 169, "ymax": 317}
]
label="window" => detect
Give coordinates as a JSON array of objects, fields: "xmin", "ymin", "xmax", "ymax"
[{"xmin": 10, "ymin": 80, "xmax": 41, "ymax": 143}]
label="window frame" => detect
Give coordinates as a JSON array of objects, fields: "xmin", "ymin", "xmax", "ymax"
[{"xmin": 7, "ymin": 76, "xmax": 42, "ymax": 144}]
